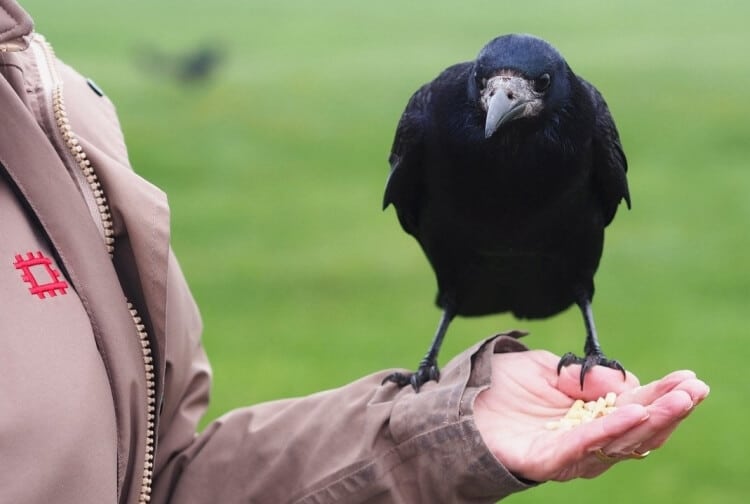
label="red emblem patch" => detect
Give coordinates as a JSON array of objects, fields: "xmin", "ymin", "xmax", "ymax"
[{"xmin": 13, "ymin": 251, "xmax": 69, "ymax": 299}]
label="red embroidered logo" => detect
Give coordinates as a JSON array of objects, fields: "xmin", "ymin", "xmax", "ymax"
[{"xmin": 13, "ymin": 251, "xmax": 69, "ymax": 299}]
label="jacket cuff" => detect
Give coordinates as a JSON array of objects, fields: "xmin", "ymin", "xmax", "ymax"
[{"xmin": 388, "ymin": 331, "xmax": 536, "ymax": 502}]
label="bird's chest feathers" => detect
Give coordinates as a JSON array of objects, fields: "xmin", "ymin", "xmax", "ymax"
[{"xmin": 432, "ymin": 132, "xmax": 588, "ymax": 220}]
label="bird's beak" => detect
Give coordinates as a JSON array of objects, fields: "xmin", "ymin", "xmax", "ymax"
[{"xmin": 482, "ymin": 75, "xmax": 542, "ymax": 138}]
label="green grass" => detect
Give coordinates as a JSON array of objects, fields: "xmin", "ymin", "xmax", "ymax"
[{"xmin": 23, "ymin": 1, "xmax": 749, "ymax": 502}]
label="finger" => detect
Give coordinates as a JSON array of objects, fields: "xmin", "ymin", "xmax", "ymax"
[
  {"xmin": 625, "ymin": 379, "xmax": 710, "ymax": 451},
  {"xmin": 618, "ymin": 370, "xmax": 699, "ymax": 407},
  {"xmin": 557, "ymin": 364, "xmax": 640, "ymax": 401},
  {"xmin": 673, "ymin": 377, "xmax": 710, "ymax": 406},
  {"xmin": 604, "ymin": 388, "xmax": 695, "ymax": 455},
  {"xmin": 565, "ymin": 403, "xmax": 650, "ymax": 457},
  {"xmin": 549, "ymin": 404, "xmax": 650, "ymax": 479},
  {"xmin": 520, "ymin": 403, "xmax": 649, "ymax": 482},
  {"xmin": 553, "ymin": 377, "xmax": 708, "ymax": 479}
]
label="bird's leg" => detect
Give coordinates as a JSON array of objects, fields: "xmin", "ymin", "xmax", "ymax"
[
  {"xmin": 557, "ymin": 297, "xmax": 626, "ymax": 389},
  {"xmin": 382, "ymin": 307, "xmax": 456, "ymax": 392}
]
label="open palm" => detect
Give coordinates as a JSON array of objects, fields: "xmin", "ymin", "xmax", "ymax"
[{"xmin": 473, "ymin": 350, "xmax": 709, "ymax": 482}]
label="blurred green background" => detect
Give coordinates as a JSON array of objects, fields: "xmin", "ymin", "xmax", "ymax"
[{"xmin": 22, "ymin": 0, "xmax": 747, "ymax": 502}]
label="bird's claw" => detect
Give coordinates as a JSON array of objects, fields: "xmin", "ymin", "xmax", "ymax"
[
  {"xmin": 557, "ymin": 351, "xmax": 626, "ymax": 390},
  {"xmin": 382, "ymin": 361, "xmax": 441, "ymax": 392}
]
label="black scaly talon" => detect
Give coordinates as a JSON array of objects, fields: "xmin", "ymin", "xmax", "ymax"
[
  {"xmin": 555, "ymin": 296, "xmax": 627, "ymax": 389},
  {"xmin": 382, "ymin": 309, "xmax": 453, "ymax": 392},
  {"xmin": 381, "ymin": 372, "xmax": 413, "ymax": 389},
  {"xmin": 382, "ymin": 358, "xmax": 441, "ymax": 392},
  {"xmin": 557, "ymin": 351, "xmax": 627, "ymax": 389}
]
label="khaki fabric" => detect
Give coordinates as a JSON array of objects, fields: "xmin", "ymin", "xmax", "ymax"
[{"xmin": 0, "ymin": 2, "xmax": 534, "ymax": 502}]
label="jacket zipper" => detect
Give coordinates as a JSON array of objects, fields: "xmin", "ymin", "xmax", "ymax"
[{"xmin": 31, "ymin": 33, "xmax": 156, "ymax": 504}]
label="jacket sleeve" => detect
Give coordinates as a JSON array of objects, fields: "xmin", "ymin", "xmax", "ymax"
[{"xmin": 151, "ymin": 271, "xmax": 535, "ymax": 504}]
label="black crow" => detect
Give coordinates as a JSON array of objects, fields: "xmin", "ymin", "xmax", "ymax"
[
  {"xmin": 382, "ymin": 34, "xmax": 631, "ymax": 391},
  {"xmin": 136, "ymin": 44, "xmax": 224, "ymax": 84}
]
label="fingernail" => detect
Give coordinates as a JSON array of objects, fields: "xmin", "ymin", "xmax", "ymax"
[{"xmin": 635, "ymin": 408, "xmax": 650, "ymax": 423}]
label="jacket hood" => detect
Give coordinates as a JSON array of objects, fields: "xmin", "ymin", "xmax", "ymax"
[{"xmin": 0, "ymin": 0, "xmax": 33, "ymax": 51}]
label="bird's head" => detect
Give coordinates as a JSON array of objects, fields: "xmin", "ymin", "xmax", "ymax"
[{"xmin": 472, "ymin": 34, "xmax": 572, "ymax": 138}]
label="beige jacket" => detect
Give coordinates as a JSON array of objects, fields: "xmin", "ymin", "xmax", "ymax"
[{"xmin": 0, "ymin": 2, "xmax": 533, "ymax": 502}]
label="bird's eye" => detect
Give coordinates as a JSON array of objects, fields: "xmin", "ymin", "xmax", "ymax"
[{"xmin": 534, "ymin": 73, "xmax": 551, "ymax": 92}]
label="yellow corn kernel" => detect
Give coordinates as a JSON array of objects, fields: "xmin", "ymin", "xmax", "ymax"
[{"xmin": 547, "ymin": 392, "xmax": 618, "ymax": 430}]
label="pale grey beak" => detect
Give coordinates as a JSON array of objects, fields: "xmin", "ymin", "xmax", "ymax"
[{"xmin": 482, "ymin": 75, "xmax": 542, "ymax": 138}]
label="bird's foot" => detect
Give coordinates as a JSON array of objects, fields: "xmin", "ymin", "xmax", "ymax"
[
  {"xmin": 382, "ymin": 359, "xmax": 440, "ymax": 392},
  {"xmin": 557, "ymin": 351, "xmax": 626, "ymax": 390}
]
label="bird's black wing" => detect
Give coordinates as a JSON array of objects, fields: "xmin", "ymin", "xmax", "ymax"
[
  {"xmin": 580, "ymin": 78, "xmax": 631, "ymax": 225},
  {"xmin": 383, "ymin": 82, "xmax": 432, "ymax": 236}
]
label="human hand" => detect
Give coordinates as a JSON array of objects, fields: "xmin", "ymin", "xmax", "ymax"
[{"xmin": 473, "ymin": 350, "xmax": 709, "ymax": 482}]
